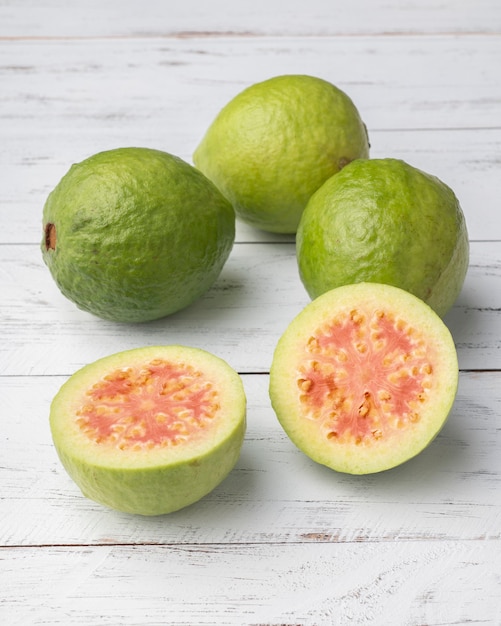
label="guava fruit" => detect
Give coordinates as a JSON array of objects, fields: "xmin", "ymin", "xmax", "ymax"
[
  {"xmin": 269, "ymin": 282, "xmax": 458, "ymax": 475},
  {"xmin": 41, "ymin": 147, "xmax": 235, "ymax": 322},
  {"xmin": 296, "ymin": 158, "xmax": 469, "ymax": 317},
  {"xmin": 49, "ymin": 345, "xmax": 246, "ymax": 515},
  {"xmin": 193, "ymin": 74, "xmax": 369, "ymax": 234}
]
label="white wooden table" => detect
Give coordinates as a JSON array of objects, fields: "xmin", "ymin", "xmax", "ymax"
[{"xmin": 2, "ymin": 2, "xmax": 501, "ymax": 624}]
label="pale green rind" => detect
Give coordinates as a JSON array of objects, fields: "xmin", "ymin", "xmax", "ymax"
[
  {"xmin": 269, "ymin": 283, "xmax": 459, "ymax": 475},
  {"xmin": 49, "ymin": 345, "xmax": 247, "ymax": 515},
  {"xmin": 55, "ymin": 418, "xmax": 245, "ymax": 515},
  {"xmin": 41, "ymin": 147, "xmax": 235, "ymax": 322},
  {"xmin": 296, "ymin": 158, "xmax": 469, "ymax": 317},
  {"xmin": 193, "ymin": 74, "xmax": 369, "ymax": 234}
]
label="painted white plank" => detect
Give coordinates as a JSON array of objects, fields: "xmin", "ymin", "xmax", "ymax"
[
  {"xmin": 0, "ymin": 242, "xmax": 308, "ymax": 376},
  {"xmin": 2, "ymin": 34, "xmax": 499, "ymax": 135},
  {"xmin": 2, "ymin": 540, "xmax": 501, "ymax": 625},
  {"xmin": 2, "ymin": 371, "xmax": 501, "ymax": 547},
  {"xmin": 444, "ymin": 241, "xmax": 501, "ymax": 370},
  {"xmin": 2, "ymin": 0, "xmax": 500, "ymax": 37},
  {"xmin": 0, "ymin": 241, "xmax": 499, "ymax": 376},
  {"xmin": 2, "ymin": 35, "xmax": 499, "ymax": 244}
]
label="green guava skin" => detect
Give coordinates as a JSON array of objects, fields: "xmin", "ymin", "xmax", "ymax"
[
  {"xmin": 269, "ymin": 282, "xmax": 459, "ymax": 475},
  {"xmin": 55, "ymin": 422, "xmax": 246, "ymax": 516},
  {"xmin": 41, "ymin": 147, "xmax": 235, "ymax": 323},
  {"xmin": 55, "ymin": 427, "xmax": 246, "ymax": 516},
  {"xmin": 296, "ymin": 158, "xmax": 469, "ymax": 317},
  {"xmin": 193, "ymin": 74, "xmax": 370, "ymax": 234},
  {"xmin": 49, "ymin": 345, "xmax": 247, "ymax": 516}
]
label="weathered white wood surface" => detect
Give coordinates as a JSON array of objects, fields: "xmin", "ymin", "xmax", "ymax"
[
  {"xmin": 2, "ymin": 0, "xmax": 501, "ymax": 37},
  {"xmin": 2, "ymin": 241, "xmax": 501, "ymax": 376},
  {"xmin": 1, "ymin": 1, "xmax": 501, "ymax": 624},
  {"xmin": 3, "ymin": 35, "xmax": 501, "ymax": 243},
  {"xmin": 3, "ymin": 540, "xmax": 501, "ymax": 626}
]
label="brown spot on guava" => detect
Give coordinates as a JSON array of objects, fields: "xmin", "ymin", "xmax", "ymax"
[{"xmin": 44, "ymin": 223, "xmax": 56, "ymax": 251}]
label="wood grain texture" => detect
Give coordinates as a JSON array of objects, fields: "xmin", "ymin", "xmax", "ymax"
[
  {"xmin": 2, "ymin": 541, "xmax": 501, "ymax": 625},
  {"xmin": 2, "ymin": 0, "xmax": 500, "ymax": 37},
  {"xmin": 1, "ymin": 1, "xmax": 501, "ymax": 624},
  {"xmin": 1, "ymin": 241, "xmax": 500, "ymax": 376}
]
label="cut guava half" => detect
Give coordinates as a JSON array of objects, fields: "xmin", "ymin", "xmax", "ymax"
[
  {"xmin": 269, "ymin": 283, "xmax": 458, "ymax": 474},
  {"xmin": 49, "ymin": 345, "xmax": 246, "ymax": 515}
]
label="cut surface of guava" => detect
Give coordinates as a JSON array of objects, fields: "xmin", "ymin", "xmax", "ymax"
[
  {"xmin": 269, "ymin": 283, "xmax": 458, "ymax": 475},
  {"xmin": 49, "ymin": 345, "xmax": 246, "ymax": 515}
]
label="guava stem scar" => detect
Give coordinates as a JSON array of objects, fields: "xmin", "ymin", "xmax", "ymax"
[{"xmin": 45, "ymin": 223, "xmax": 57, "ymax": 251}]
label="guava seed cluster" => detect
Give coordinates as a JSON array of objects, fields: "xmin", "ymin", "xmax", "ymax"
[
  {"xmin": 75, "ymin": 360, "xmax": 219, "ymax": 451},
  {"xmin": 297, "ymin": 307, "xmax": 433, "ymax": 446}
]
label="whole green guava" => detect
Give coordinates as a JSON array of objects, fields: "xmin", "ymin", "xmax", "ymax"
[
  {"xmin": 194, "ymin": 74, "xmax": 370, "ymax": 234},
  {"xmin": 42, "ymin": 147, "xmax": 235, "ymax": 322},
  {"xmin": 297, "ymin": 158, "xmax": 469, "ymax": 317}
]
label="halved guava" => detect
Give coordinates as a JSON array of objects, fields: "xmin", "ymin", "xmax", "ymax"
[
  {"xmin": 49, "ymin": 345, "xmax": 246, "ymax": 515},
  {"xmin": 269, "ymin": 283, "xmax": 458, "ymax": 474}
]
